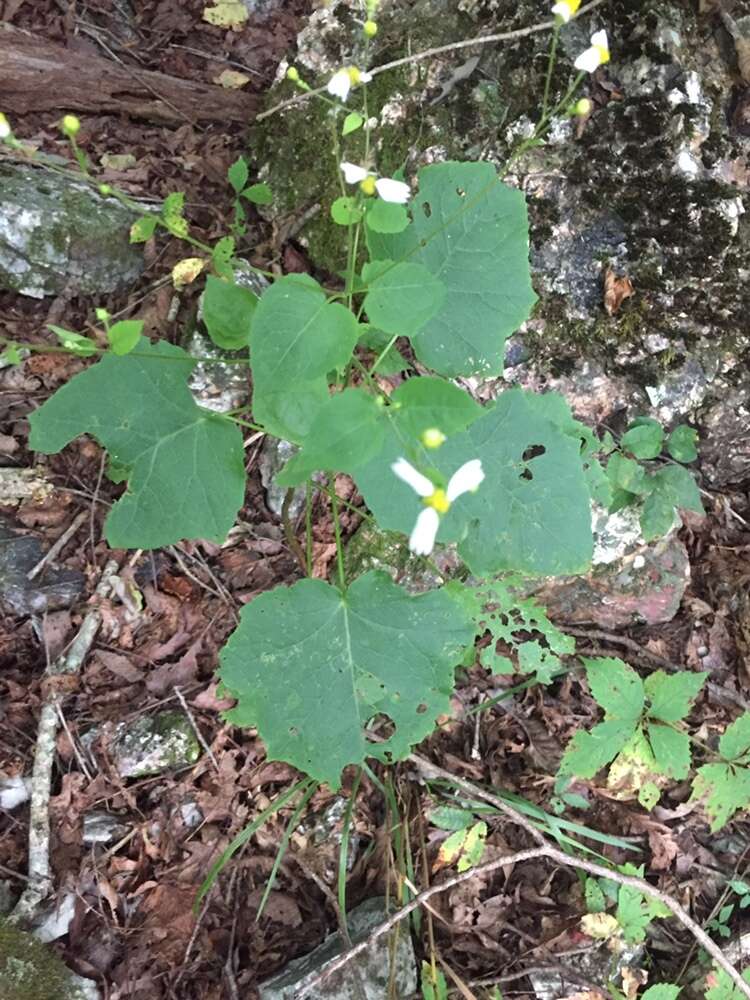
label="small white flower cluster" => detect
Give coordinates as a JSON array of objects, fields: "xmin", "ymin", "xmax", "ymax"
[
  {"xmin": 340, "ymin": 162, "xmax": 410, "ymax": 204},
  {"xmin": 392, "ymin": 457, "xmax": 485, "ymax": 556}
]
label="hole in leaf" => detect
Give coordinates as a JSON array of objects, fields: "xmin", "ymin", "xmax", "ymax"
[
  {"xmin": 419, "ymin": 238, "xmax": 428, "ymax": 248},
  {"xmin": 455, "ymin": 187, "xmax": 466, "ymax": 197},
  {"xmin": 521, "ymin": 444, "xmax": 546, "ymax": 461},
  {"xmin": 289, "ymin": 726, "xmax": 299, "ymax": 737},
  {"xmin": 421, "ymin": 201, "xmax": 432, "ymax": 218},
  {"xmin": 519, "ymin": 468, "xmax": 533, "ymax": 481},
  {"xmin": 416, "ymin": 703, "xmax": 427, "ymax": 714}
]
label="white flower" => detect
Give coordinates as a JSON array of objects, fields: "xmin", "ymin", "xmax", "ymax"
[
  {"xmin": 574, "ymin": 30, "xmax": 610, "ymax": 73},
  {"xmin": 0, "ymin": 113, "xmax": 10, "ymax": 140},
  {"xmin": 391, "ymin": 457, "xmax": 485, "ymax": 556},
  {"xmin": 327, "ymin": 67, "xmax": 372, "ymax": 102},
  {"xmin": 340, "ymin": 162, "xmax": 411, "ymax": 204},
  {"xmin": 551, "ymin": 0, "xmax": 581, "ymax": 21}
]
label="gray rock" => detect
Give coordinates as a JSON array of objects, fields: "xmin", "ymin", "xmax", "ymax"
[
  {"xmin": 344, "ymin": 521, "xmax": 462, "ymax": 595},
  {"xmin": 82, "ymin": 811, "xmax": 129, "ymax": 846},
  {"xmin": 0, "ymin": 922, "xmax": 100, "ymax": 1000},
  {"xmin": 529, "ymin": 940, "xmax": 644, "ymax": 1000},
  {"xmin": 0, "ymin": 517, "xmax": 86, "ymax": 616},
  {"xmin": 0, "ymin": 162, "xmax": 145, "ymax": 298},
  {"xmin": 69, "ymin": 975, "xmax": 101, "ymax": 1000},
  {"xmin": 258, "ymin": 896, "xmax": 417, "ymax": 1000},
  {"xmin": 259, "ymin": 437, "xmax": 305, "ymax": 519},
  {"xmin": 0, "ymin": 879, "xmax": 17, "ymax": 918},
  {"xmin": 110, "ymin": 711, "xmax": 200, "ymax": 778}
]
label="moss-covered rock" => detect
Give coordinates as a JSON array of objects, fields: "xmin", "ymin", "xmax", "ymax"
[
  {"xmin": 0, "ymin": 922, "xmax": 95, "ymax": 1000},
  {"xmin": 111, "ymin": 710, "xmax": 201, "ymax": 778}
]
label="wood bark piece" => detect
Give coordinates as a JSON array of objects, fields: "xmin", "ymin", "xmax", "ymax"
[{"xmin": 0, "ymin": 24, "xmax": 259, "ymax": 126}]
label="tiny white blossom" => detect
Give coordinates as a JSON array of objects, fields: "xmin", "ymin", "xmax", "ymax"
[
  {"xmin": 374, "ymin": 177, "xmax": 411, "ymax": 204},
  {"xmin": 0, "ymin": 114, "xmax": 10, "ymax": 140},
  {"xmin": 574, "ymin": 30, "xmax": 610, "ymax": 73},
  {"xmin": 551, "ymin": 0, "xmax": 581, "ymax": 21},
  {"xmin": 328, "ymin": 69, "xmax": 352, "ymax": 101},
  {"xmin": 410, "ymin": 508, "xmax": 440, "ymax": 556},
  {"xmin": 392, "ymin": 457, "xmax": 434, "ymax": 497},
  {"xmin": 446, "ymin": 459, "xmax": 485, "ymax": 502},
  {"xmin": 340, "ymin": 161, "xmax": 369, "ymax": 184}
]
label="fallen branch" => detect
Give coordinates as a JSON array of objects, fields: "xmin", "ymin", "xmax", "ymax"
[
  {"xmin": 8, "ymin": 558, "xmax": 120, "ymax": 926},
  {"xmin": 258, "ymin": 0, "xmax": 605, "ymax": 122},
  {"xmin": 292, "ymin": 752, "xmax": 750, "ymax": 999}
]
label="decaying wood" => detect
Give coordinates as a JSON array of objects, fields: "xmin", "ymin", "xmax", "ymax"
[{"xmin": 0, "ymin": 24, "xmax": 259, "ymax": 126}]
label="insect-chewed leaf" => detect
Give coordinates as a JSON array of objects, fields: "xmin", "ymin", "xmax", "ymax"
[
  {"xmin": 366, "ymin": 161, "xmax": 536, "ymax": 377},
  {"xmin": 28, "ymin": 339, "xmax": 245, "ymax": 548},
  {"xmin": 250, "ymin": 274, "xmax": 360, "ymax": 441},
  {"xmin": 218, "ymin": 571, "xmax": 474, "ymax": 788}
]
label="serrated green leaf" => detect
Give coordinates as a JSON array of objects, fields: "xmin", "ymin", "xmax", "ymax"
[
  {"xmin": 355, "ymin": 387, "xmax": 592, "ymax": 577},
  {"xmin": 647, "ymin": 723, "xmax": 691, "ymax": 779},
  {"xmin": 641, "ymin": 464, "xmax": 702, "ymax": 541},
  {"xmin": 28, "ymin": 339, "xmax": 245, "ymax": 548},
  {"xmin": 218, "ymin": 571, "xmax": 474, "ymax": 788},
  {"xmin": 621, "ymin": 419, "xmax": 664, "ymax": 459},
  {"xmin": 130, "ymin": 214, "xmax": 158, "ymax": 243},
  {"xmin": 202, "ymin": 274, "xmax": 257, "ymax": 350},
  {"xmin": 367, "ymin": 161, "xmax": 536, "ymax": 377},
  {"xmin": 362, "ymin": 260, "xmax": 446, "ymax": 338},
  {"xmin": 342, "ymin": 111, "xmax": 364, "ymax": 135},
  {"xmin": 365, "ymin": 198, "xmax": 409, "ymax": 234},
  {"xmin": 719, "ymin": 713, "xmax": 750, "ymax": 761},
  {"xmin": 107, "ymin": 319, "xmax": 143, "ymax": 356},
  {"xmin": 691, "ymin": 762, "xmax": 750, "ymax": 831},
  {"xmin": 48, "ymin": 325, "xmax": 96, "ymax": 357},
  {"xmin": 706, "ymin": 966, "xmax": 750, "ymax": 1000},
  {"xmin": 242, "ymin": 182, "xmax": 273, "ymax": 205},
  {"xmin": 560, "ymin": 719, "xmax": 638, "ymax": 778},
  {"xmin": 667, "ymin": 424, "xmax": 698, "ymax": 463},
  {"xmin": 642, "ymin": 984, "xmax": 681, "ymax": 1000},
  {"xmin": 644, "ymin": 670, "xmax": 706, "ymax": 723},
  {"xmin": 227, "ymin": 156, "xmax": 249, "ymax": 194},
  {"xmin": 331, "ymin": 196, "xmax": 363, "ymax": 226},
  {"xmin": 428, "ymin": 806, "xmax": 475, "ymax": 831},
  {"xmin": 584, "ymin": 657, "xmax": 644, "ymax": 720},
  {"xmin": 585, "ymin": 878, "xmax": 606, "ymax": 913},
  {"xmin": 276, "ymin": 388, "xmax": 386, "ymax": 486},
  {"xmin": 250, "ymin": 275, "xmax": 360, "ymax": 441},
  {"xmin": 639, "ymin": 780, "xmax": 661, "ymax": 810},
  {"xmin": 458, "ymin": 820, "xmax": 487, "ymax": 871},
  {"xmin": 616, "ymin": 883, "xmax": 665, "ymax": 943}
]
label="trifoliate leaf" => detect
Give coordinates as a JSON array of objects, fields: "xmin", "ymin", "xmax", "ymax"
[
  {"xmin": 227, "ymin": 156, "xmax": 249, "ymax": 194},
  {"xmin": 621, "ymin": 418, "xmax": 664, "ymax": 459},
  {"xmin": 202, "ymin": 0, "xmax": 248, "ymax": 28},
  {"xmin": 560, "ymin": 719, "xmax": 638, "ymax": 778},
  {"xmin": 242, "ymin": 183, "xmax": 273, "ymax": 205},
  {"xmin": 647, "ymin": 723, "xmax": 691, "ymax": 779},
  {"xmin": 48, "ymin": 325, "xmax": 96, "ymax": 357},
  {"xmin": 584, "ymin": 657, "xmax": 644, "ymax": 721},
  {"xmin": 130, "ymin": 214, "xmax": 157, "ymax": 243},
  {"xmin": 362, "ymin": 260, "xmax": 446, "ymax": 339},
  {"xmin": 367, "ymin": 161, "xmax": 536, "ymax": 377},
  {"xmin": 331, "ymin": 196, "xmax": 363, "ymax": 226},
  {"xmin": 250, "ymin": 275, "xmax": 360, "ymax": 441},
  {"xmin": 644, "ymin": 670, "xmax": 706, "ymax": 723},
  {"xmin": 354, "ymin": 386, "xmax": 593, "ymax": 577},
  {"xmin": 218, "ymin": 571, "xmax": 475, "ymax": 788},
  {"xmin": 276, "ymin": 388, "xmax": 386, "ymax": 486},
  {"xmin": 719, "ymin": 712, "xmax": 750, "ymax": 761},
  {"xmin": 202, "ymin": 274, "xmax": 257, "ymax": 350},
  {"xmin": 691, "ymin": 762, "xmax": 750, "ymax": 831},
  {"xmin": 28, "ymin": 339, "xmax": 245, "ymax": 548},
  {"xmin": 667, "ymin": 424, "xmax": 698, "ymax": 463},
  {"xmin": 640, "ymin": 464, "xmax": 702, "ymax": 541},
  {"xmin": 107, "ymin": 319, "xmax": 143, "ymax": 356}
]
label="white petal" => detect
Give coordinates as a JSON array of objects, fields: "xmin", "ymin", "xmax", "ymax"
[
  {"xmin": 360, "ymin": 71, "xmax": 373, "ymax": 83},
  {"xmin": 574, "ymin": 46, "xmax": 601, "ymax": 73},
  {"xmin": 340, "ymin": 161, "xmax": 369, "ymax": 184},
  {"xmin": 392, "ymin": 458, "xmax": 435, "ymax": 497},
  {"xmin": 409, "ymin": 508, "xmax": 440, "ymax": 556},
  {"xmin": 590, "ymin": 29, "xmax": 608, "ymax": 50},
  {"xmin": 374, "ymin": 177, "xmax": 411, "ymax": 204},
  {"xmin": 0, "ymin": 122, "xmax": 10, "ymax": 139},
  {"xmin": 551, "ymin": 1, "xmax": 572, "ymax": 21},
  {"xmin": 446, "ymin": 459, "xmax": 484, "ymax": 502},
  {"xmin": 327, "ymin": 69, "xmax": 351, "ymax": 100}
]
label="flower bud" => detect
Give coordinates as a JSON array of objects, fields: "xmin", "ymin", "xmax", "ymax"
[
  {"xmin": 95, "ymin": 307, "xmax": 110, "ymax": 323},
  {"xmin": 574, "ymin": 97, "xmax": 593, "ymax": 116},
  {"xmin": 61, "ymin": 114, "xmax": 81, "ymax": 137},
  {"xmin": 286, "ymin": 66, "xmax": 300, "ymax": 82},
  {"xmin": 363, "ymin": 20, "xmax": 378, "ymax": 37},
  {"xmin": 421, "ymin": 427, "xmax": 446, "ymax": 449},
  {"xmin": 98, "ymin": 183, "xmax": 113, "ymax": 196}
]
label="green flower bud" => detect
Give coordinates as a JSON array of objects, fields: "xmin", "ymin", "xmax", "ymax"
[
  {"xmin": 286, "ymin": 66, "xmax": 300, "ymax": 82},
  {"xmin": 98, "ymin": 183, "xmax": 113, "ymax": 196},
  {"xmin": 61, "ymin": 114, "xmax": 81, "ymax": 137},
  {"xmin": 363, "ymin": 20, "xmax": 378, "ymax": 37}
]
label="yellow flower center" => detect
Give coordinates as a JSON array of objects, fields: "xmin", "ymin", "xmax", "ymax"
[
  {"xmin": 347, "ymin": 67, "xmax": 362, "ymax": 85},
  {"xmin": 424, "ymin": 488, "xmax": 450, "ymax": 515},
  {"xmin": 594, "ymin": 43, "xmax": 610, "ymax": 64},
  {"xmin": 563, "ymin": 0, "xmax": 581, "ymax": 15},
  {"xmin": 360, "ymin": 175, "xmax": 377, "ymax": 196}
]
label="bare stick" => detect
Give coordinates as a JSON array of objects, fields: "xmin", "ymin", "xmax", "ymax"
[
  {"xmin": 9, "ymin": 559, "xmax": 120, "ymax": 925},
  {"xmin": 174, "ymin": 686, "xmax": 219, "ymax": 772},
  {"xmin": 258, "ymin": 0, "xmax": 605, "ymax": 122},
  {"xmin": 26, "ymin": 509, "xmax": 88, "ymax": 581}
]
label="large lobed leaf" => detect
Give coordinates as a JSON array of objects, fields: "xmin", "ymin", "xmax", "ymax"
[
  {"xmin": 28, "ymin": 339, "xmax": 245, "ymax": 548},
  {"xmin": 366, "ymin": 161, "xmax": 537, "ymax": 377},
  {"xmin": 219, "ymin": 571, "xmax": 475, "ymax": 788}
]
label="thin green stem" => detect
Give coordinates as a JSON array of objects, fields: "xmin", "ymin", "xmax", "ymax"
[
  {"xmin": 330, "ymin": 482, "xmax": 347, "ymax": 592},
  {"xmin": 541, "ymin": 23, "xmax": 561, "ymax": 123},
  {"xmin": 256, "ymin": 780, "xmax": 318, "ymax": 921},
  {"xmin": 337, "ymin": 768, "xmax": 363, "ymax": 942},
  {"xmin": 227, "ymin": 415, "xmax": 265, "ymax": 433}
]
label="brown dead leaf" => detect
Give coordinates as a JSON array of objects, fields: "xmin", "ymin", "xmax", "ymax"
[
  {"xmin": 603, "ymin": 268, "xmax": 634, "ymax": 316},
  {"xmin": 192, "ymin": 681, "xmax": 236, "ymax": 712}
]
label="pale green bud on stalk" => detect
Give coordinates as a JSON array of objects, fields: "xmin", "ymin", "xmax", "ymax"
[
  {"xmin": 61, "ymin": 114, "xmax": 81, "ymax": 137},
  {"xmin": 363, "ymin": 20, "xmax": 378, "ymax": 37}
]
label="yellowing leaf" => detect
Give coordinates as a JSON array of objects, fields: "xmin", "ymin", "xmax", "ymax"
[
  {"xmin": 100, "ymin": 153, "xmax": 137, "ymax": 170},
  {"xmin": 580, "ymin": 912, "xmax": 621, "ymax": 940},
  {"xmin": 215, "ymin": 69, "xmax": 250, "ymax": 89},
  {"xmin": 202, "ymin": 1, "xmax": 248, "ymax": 28},
  {"xmin": 172, "ymin": 257, "xmax": 206, "ymax": 288}
]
